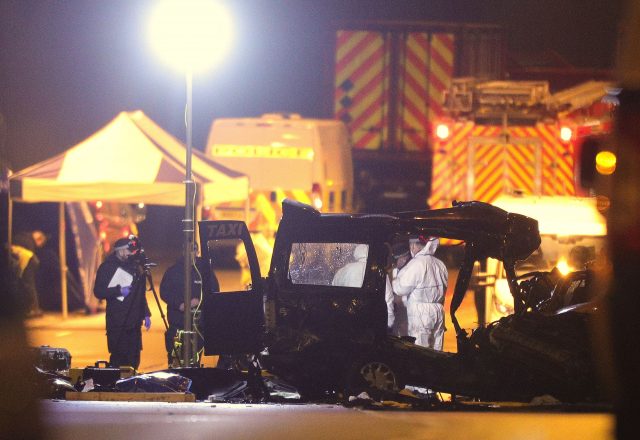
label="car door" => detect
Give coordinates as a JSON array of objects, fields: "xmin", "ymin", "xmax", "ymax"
[{"xmin": 198, "ymin": 220, "xmax": 264, "ymax": 355}]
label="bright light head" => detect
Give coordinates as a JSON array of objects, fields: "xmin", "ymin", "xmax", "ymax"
[
  {"xmin": 596, "ymin": 150, "xmax": 617, "ymax": 175},
  {"xmin": 311, "ymin": 183, "xmax": 323, "ymax": 210},
  {"xmin": 435, "ymin": 123, "xmax": 450, "ymax": 140},
  {"xmin": 556, "ymin": 257, "xmax": 572, "ymax": 276},
  {"xmin": 559, "ymin": 126, "xmax": 573, "ymax": 143},
  {"xmin": 148, "ymin": 0, "xmax": 233, "ymax": 74}
]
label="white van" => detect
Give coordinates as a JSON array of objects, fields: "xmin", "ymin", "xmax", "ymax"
[
  {"xmin": 483, "ymin": 195, "xmax": 608, "ymax": 323},
  {"xmin": 205, "ymin": 113, "xmax": 354, "ymax": 220}
]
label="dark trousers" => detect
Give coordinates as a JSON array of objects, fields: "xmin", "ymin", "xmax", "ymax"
[{"xmin": 107, "ymin": 327, "xmax": 142, "ymax": 370}]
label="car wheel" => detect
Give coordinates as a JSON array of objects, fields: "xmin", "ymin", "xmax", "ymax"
[{"xmin": 346, "ymin": 359, "xmax": 399, "ymax": 394}]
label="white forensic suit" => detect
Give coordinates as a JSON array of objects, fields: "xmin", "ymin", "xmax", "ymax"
[
  {"xmin": 385, "ymin": 276, "xmax": 395, "ymax": 330},
  {"xmin": 389, "ymin": 266, "xmax": 409, "ymax": 336},
  {"xmin": 332, "ymin": 244, "xmax": 368, "ymax": 288},
  {"xmin": 392, "ymin": 238, "xmax": 448, "ymax": 349}
]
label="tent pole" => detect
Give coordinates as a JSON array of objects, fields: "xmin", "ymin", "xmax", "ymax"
[{"xmin": 59, "ymin": 202, "xmax": 68, "ymax": 319}]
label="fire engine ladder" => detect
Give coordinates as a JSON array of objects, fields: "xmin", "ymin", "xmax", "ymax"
[{"xmin": 545, "ymin": 80, "xmax": 615, "ymax": 116}]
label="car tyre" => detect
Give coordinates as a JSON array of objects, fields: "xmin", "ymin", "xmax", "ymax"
[{"xmin": 344, "ymin": 357, "xmax": 400, "ymax": 398}]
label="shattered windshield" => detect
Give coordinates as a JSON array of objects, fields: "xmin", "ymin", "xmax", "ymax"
[{"xmin": 288, "ymin": 242, "xmax": 369, "ymax": 287}]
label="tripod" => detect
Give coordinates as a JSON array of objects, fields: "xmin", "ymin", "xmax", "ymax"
[{"xmin": 142, "ymin": 262, "xmax": 169, "ymax": 331}]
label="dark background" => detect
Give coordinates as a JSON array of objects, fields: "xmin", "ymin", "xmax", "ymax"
[{"xmin": 0, "ymin": 0, "xmax": 624, "ymax": 172}]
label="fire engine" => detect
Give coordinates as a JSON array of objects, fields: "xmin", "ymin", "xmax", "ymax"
[
  {"xmin": 429, "ymin": 78, "xmax": 614, "ymax": 209},
  {"xmin": 329, "ymin": 20, "xmax": 614, "ymax": 213},
  {"xmin": 331, "ymin": 21, "xmax": 505, "ymax": 213}
]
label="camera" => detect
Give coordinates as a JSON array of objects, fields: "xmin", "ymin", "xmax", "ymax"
[{"xmin": 125, "ymin": 235, "xmax": 156, "ymax": 268}]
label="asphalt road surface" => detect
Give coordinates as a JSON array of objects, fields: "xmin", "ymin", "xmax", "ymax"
[{"xmin": 41, "ymin": 400, "xmax": 613, "ymax": 440}]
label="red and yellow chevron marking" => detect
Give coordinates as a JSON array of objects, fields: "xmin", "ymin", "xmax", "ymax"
[
  {"xmin": 398, "ymin": 33, "xmax": 429, "ymax": 151},
  {"xmin": 427, "ymin": 34, "xmax": 454, "ymax": 121},
  {"xmin": 506, "ymin": 142, "xmax": 536, "ymax": 194},
  {"xmin": 429, "ymin": 122, "xmax": 575, "ymax": 210},
  {"xmin": 534, "ymin": 124, "xmax": 575, "ymax": 196},
  {"xmin": 398, "ymin": 33, "xmax": 454, "ymax": 151},
  {"xmin": 334, "ymin": 30, "xmax": 388, "ymax": 150},
  {"xmin": 472, "ymin": 142, "xmax": 537, "ymax": 203},
  {"xmin": 429, "ymin": 121, "xmax": 473, "ymax": 208}
]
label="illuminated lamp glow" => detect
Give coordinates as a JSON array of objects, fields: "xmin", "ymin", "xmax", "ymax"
[
  {"xmin": 556, "ymin": 257, "xmax": 572, "ymax": 276},
  {"xmin": 494, "ymin": 278, "xmax": 513, "ymax": 314},
  {"xmin": 100, "ymin": 231, "xmax": 107, "ymax": 240},
  {"xmin": 148, "ymin": 0, "xmax": 233, "ymax": 74},
  {"xmin": 311, "ymin": 183, "xmax": 323, "ymax": 210},
  {"xmin": 596, "ymin": 150, "xmax": 617, "ymax": 175},
  {"xmin": 138, "ymin": 202, "xmax": 145, "ymax": 209},
  {"xmin": 96, "ymin": 201, "xmax": 103, "ymax": 209},
  {"xmin": 559, "ymin": 126, "xmax": 573, "ymax": 142},
  {"xmin": 435, "ymin": 123, "xmax": 450, "ymax": 140},
  {"xmin": 493, "ymin": 195, "xmax": 607, "ymax": 237}
]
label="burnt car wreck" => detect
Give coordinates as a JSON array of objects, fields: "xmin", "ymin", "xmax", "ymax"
[{"xmin": 198, "ymin": 199, "xmax": 606, "ymax": 404}]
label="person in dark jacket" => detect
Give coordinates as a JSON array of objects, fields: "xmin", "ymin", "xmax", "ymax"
[
  {"xmin": 11, "ymin": 231, "xmax": 42, "ymax": 317},
  {"xmin": 93, "ymin": 236, "xmax": 151, "ymax": 369},
  {"xmin": 160, "ymin": 243, "xmax": 218, "ymax": 367}
]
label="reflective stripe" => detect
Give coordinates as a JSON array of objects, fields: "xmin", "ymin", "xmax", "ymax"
[{"xmin": 429, "ymin": 122, "xmax": 575, "ymax": 210}]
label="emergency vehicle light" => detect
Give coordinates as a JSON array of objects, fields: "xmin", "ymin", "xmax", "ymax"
[
  {"xmin": 559, "ymin": 126, "xmax": 573, "ymax": 143},
  {"xmin": 311, "ymin": 183, "xmax": 323, "ymax": 210},
  {"xmin": 556, "ymin": 257, "xmax": 572, "ymax": 276},
  {"xmin": 596, "ymin": 150, "xmax": 616, "ymax": 175},
  {"xmin": 435, "ymin": 123, "xmax": 451, "ymax": 140}
]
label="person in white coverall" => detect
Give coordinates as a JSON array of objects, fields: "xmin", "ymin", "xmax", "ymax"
[
  {"xmin": 386, "ymin": 241, "xmax": 411, "ymax": 335},
  {"xmin": 392, "ymin": 236, "xmax": 448, "ymax": 349},
  {"xmin": 332, "ymin": 244, "xmax": 368, "ymax": 288}
]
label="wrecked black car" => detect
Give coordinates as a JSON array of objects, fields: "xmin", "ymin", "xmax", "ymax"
[{"xmin": 198, "ymin": 199, "xmax": 605, "ymax": 403}]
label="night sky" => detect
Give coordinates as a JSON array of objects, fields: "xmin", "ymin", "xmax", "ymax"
[{"xmin": 0, "ymin": 0, "xmax": 624, "ymax": 172}]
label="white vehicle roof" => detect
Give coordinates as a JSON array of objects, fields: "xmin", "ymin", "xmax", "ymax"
[{"xmin": 205, "ymin": 114, "xmax": 353, "ymax": 191}]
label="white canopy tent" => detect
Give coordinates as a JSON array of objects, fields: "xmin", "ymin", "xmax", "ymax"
[
  {"xmin": 9, "ymin": 110, "xmax": 249, "ymax": 317},
  {"xmin": 10, "ymin": 110, "xmax": 249, "ymax": 206}
]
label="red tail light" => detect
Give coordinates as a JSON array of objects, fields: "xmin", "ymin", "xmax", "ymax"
[{"xmin": 311, "ymin": 183, "xmax": 323, "ymax": 210}]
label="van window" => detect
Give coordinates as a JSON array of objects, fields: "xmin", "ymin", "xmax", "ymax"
[{"xmin": 288, "ymin": 242, "xmax": 369, "ymax": 287}]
